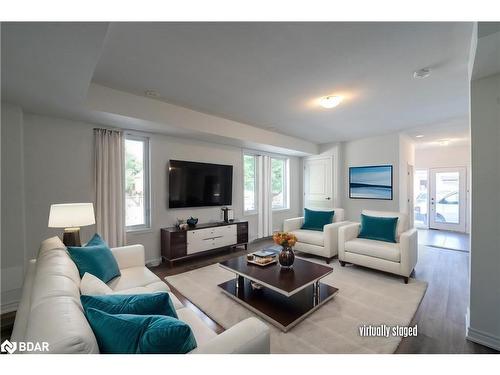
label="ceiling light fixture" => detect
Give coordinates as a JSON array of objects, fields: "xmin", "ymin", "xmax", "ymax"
[
  {"xmin": 319, "ymin": 95, "xmax": 343, "ymax": 109},
  {"xmin": 415, "ymin": 135, "xmax": 424, "ymax": 138},
  {"xmin": 413, "ymin": 68, "xmax": 431, "ymax": 79},
  {"xmin": 144, "ymin": 89, "xmax": 160, "ymax": 97}
]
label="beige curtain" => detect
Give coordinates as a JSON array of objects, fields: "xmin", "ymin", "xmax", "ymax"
[
  {"xmin": 257, "ymin": 155, "xmax": 273, "ymax": 238},
  {"xmin": 94, "ymin": 128, "xmax": 126, "ymax": 247}
]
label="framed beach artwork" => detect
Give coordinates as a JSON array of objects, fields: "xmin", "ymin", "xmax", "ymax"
[{"xmin": 349, "ymin": 165, "xmax": 393, "ymax": 200}]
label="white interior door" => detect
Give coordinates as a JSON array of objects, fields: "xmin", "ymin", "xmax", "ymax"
[
  {"xmin": 429, "ymin": 167, "xmax": 467, "ymax": 232},
  {"xmin": 304, "ymin": 156, "xmax": 333, "ymax": 210}
]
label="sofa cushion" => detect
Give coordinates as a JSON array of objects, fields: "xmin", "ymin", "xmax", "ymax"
[
  {"xmin": 176, "ymin": 307, "xmax": 217, "ymax": 346},
  {"xmin": 290, "ymin": 229, "xmax": 324, "ymax": 247},
  {"xmin": 81, "ymin": 292, "xmax": 178, "ymax": 318},
  {"xmin": 80, "ymin": 272, "xmax": 113, "ymax": 295},
  {"xmin": 67, "ymin": 234, "xmax": 121, "ymax": 283},
  {"xmin": 107, "ymin": 266, "xmax": 164, "ymax": 291},
  {"xmin": 358, "ymin": 214, "xmax": 398, "ymax": 243},
  {"xmin": 345, "ymin": 238, "xmax": 401, "ymax": 262},
  {"xmin": 301, "ymin": 208, "xmax": 334, "ymax": 231},
  {"xmin": 85, "ymin": 308, "xmax": 197, "ymax": 354}
]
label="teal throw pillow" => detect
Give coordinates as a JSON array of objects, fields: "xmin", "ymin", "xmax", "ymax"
[
  {"xmin": 301, "ymin": 208, "xmax": 335, "ymax": 231},
  {"xmin": 358, "ymin": 214, "xmax": 398, "ymax": 243},
  {"xmin": 67, "ymin": 233, "xmax": 121, "ymax": 283},
  {"xmin": 81, "ymin": 292, "xmax": 178, "ymax": 319},
  {"xmin": 85, "ymin": 308, "xmax": 197, "ymax": 354}
]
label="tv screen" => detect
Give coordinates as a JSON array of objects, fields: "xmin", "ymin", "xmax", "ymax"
[{"xmin": 168, "ymin": 160, "xmax": 233, "ymax": 208}]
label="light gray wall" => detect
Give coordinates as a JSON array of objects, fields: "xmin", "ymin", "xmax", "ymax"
[
  {"xmin": 468, "ymin": 72, "xmax": 500, "ymax": 350},
  {"xmin": 1, "ymin": 108, "xmax": 302, "ymax": 290},
  {"xmin": 1, "ymin": 103, "xmax": 26, "ymax": 311},
  {"xmin": 340, "ymin": 133, "xmax": 401, "ymax": 221}
]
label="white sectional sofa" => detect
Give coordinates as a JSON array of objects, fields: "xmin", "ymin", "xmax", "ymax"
[
  {"xmin": 11, "ymin": 236, "xmax": 270, "ymax": 354},
  {"xmin": 283, "ymin": 208, "xmax": 349, "ymax": 263},
  {"xmin": 338, "ymin": 210, "xmax": 418, "ymax": 283}
]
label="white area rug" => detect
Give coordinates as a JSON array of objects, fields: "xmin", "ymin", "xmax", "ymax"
[{"xmin": 166, "ymin": 257, "xmax": 427, "ymax": 353}]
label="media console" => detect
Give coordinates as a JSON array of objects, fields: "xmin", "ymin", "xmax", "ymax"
[{"xmin": 161, "ymin": 221, "xmax": 248, "ymax": 266}]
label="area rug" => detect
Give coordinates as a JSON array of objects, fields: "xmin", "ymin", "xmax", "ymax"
[{"xmin": 165, "ymin": 256, "xmax": 427, "ymax": 353}]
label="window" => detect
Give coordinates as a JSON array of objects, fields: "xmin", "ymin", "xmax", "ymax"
[
  {"xmin": 125, "ymin": 135, "xmax": 150, "ymax": 230},
  {"xmin": 271, "ymin": 157, "xmax": 289, "ymax": 210},
  {"xmin": 243, "ymin": 154, "xmax": 257, "ymax": 213}
]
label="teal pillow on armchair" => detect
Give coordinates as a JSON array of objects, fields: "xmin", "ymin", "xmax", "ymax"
[
  {"xmin": 301, "ymin": 208, "xmax": 335, "ymax": 231},
  {"xmin": 67, "ymin": 233, "xmax": 121, "ymax": 283},
  {"xmin": 358, "ymin": 214, "xmax": 398, "ymax": 243}
]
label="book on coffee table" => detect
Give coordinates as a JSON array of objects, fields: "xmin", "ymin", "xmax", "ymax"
[{"xmin": 253, "ymin": 250, "xmax": 277, "ymax": 258}]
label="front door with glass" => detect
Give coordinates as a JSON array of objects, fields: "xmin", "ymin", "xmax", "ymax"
[{"xmin": 429, "ymin": 167, "xmax": 467, "ymax": 232}]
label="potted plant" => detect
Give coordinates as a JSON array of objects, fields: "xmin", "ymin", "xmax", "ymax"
[{"xmin": 272, "ymin": 232, "xmax": 298, "ymax": 268}]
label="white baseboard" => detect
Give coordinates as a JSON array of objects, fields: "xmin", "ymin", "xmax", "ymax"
[
  {"xmin": 466, "ymin": 326, "xmax": 500, "ymax": 351},
  {"xmin": 1, "ymin": 301, "xmax": 19, "ymax": 314},
  {"xmin": 146, "ymin": 257, "xmax": 162, "ymax": 267}
]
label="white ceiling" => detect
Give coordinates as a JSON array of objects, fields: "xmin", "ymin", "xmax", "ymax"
[
  {"xmin": 2, "ymin": 22, "xmax": 476, "ymax": 152},
  {"xmin": 404, "ymin": 116, "xmax": 470, "ymax": 149},
  {"xmin": 92, "ymin": 22, "xmax": 474, "ymax": 144}
]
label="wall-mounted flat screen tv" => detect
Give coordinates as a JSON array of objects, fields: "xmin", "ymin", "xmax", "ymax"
[
  {"xmin": 349, "ymin": 165, "xmax": 393, "ymax": 200},
  {"xmin": 168, "ymin": 160, "xmax": 233, "ymax": 208}
]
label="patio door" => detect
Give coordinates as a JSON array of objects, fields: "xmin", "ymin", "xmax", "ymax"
[{"xmin": 429, "ymin": 167, "xmax": 467, "ymax": 232}]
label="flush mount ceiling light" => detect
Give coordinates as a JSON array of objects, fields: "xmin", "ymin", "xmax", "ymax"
[
  {"xmin": 413, "ymin": 68, "xmax": 431, "ymax": 79},
  {"xmin": 144, "ymin": 89, "xmax": 160, "ymax": 97},
  {"xmin": 319, "ymin": 95, "xmax": 343, "ymax": 109},
  {"xmin": 415, "ymin": 134, "xmax": 424, "ymax": 138}
]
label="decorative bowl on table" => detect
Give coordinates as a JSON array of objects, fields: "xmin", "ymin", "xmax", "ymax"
[{"xmin": 186, "ymin": 217, "xmax": 198, "ymax": 227}]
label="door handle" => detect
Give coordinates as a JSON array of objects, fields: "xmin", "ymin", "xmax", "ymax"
[{"xmin": 326, "ymin": 197, "xmax": 331, "ymax": 200}]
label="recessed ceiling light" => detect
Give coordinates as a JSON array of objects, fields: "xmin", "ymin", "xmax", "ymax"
[
  {"xmin": 415, "ymin": 134, "xmax": 424, "ymax": 138},
  {"xmin": 413, "ymin": 68, "xmax": 431, "ymax": 79},
  {"xmin": 319, "ymin": 95, "xmax": 343, "ymax": 109},
  {"xmin": 144, "ymin": 89, "xmax": 160, "ymax": 97}
]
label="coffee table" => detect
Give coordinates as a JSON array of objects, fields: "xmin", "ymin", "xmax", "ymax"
[{"xmin": 218, "ymin": 255, "xmax": 338, "ymax": 332}]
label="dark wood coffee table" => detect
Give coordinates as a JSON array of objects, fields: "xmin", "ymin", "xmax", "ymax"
[{"xmin": 218, "ymin": 256, "xmax": 338, "ymax": 332}]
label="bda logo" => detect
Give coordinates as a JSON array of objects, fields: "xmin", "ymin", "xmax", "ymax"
[{"xmin": 1, "ymin": 340, "xmax": 17, "ymax": 354}]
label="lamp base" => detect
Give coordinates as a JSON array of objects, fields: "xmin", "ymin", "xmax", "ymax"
[{"xmin": 63, "ymin": 228, "xmax": 81, "ymax": 247}]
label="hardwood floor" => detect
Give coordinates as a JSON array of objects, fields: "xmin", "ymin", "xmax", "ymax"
[
  {"xmin": 152, "ymin": 239, "xmax": 497, "ymax": 354},
  {"xmin": 1, "ymin": 238, "xmax": 496, "ymax": 353},
  {"xmin": 417, "ymin": 229, "xmax": 469, "ymax": 253}
]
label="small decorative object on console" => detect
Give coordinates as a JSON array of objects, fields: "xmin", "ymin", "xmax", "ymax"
[
  {"xmin": 273, "ymin": 231, "xmax": 297, "ymax": 268},
  {"xmin": 186, "ymin": 217, "xmax": 198, "ymax": 227}
]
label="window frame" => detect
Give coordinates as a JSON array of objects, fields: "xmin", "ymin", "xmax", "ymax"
[
  {"xmin": 242, "ymin": 152, "xmax": 259, "ymax": 216},
  {"xmin": 125, "ymin": 134, "xmax": 151, "ymax": 232},
  {"xmin": 271, "ymin": 156, "xmax": 290, "ymax": 211}
]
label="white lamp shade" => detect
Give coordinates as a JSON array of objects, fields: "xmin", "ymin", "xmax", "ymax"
[{"xmin": 48, "ymin": 203, "xmax": 96, "ymax": 228}]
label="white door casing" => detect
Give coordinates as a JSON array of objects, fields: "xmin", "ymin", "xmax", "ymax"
[{"xmin": 304, "ymin": 156, "xmax": 333, "ymax": 210}]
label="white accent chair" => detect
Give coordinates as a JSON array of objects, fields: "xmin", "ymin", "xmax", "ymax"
[
  {"xmin": 11, "ymin": 236, "xmax": 270, "ymax": 354},
  {"xmin": 283, "ymin": 208, "xmax": 349, "ymax": 264},
  {"xmin": 338, "ymin": 210, "xmax": 418, "ymax": 283}
]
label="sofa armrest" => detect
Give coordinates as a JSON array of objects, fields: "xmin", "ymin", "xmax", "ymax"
[
  {"xmin": 338, "ymin": 223, "xmax": 361, "ymax": 260},
  {"xmin": 323, "ymin": 221, "xmax": 350, "ymax": 258},
  {"xmin": 191, "ymin": 317, "xmax": 270, "ymax": 354},
  {"xmin": 399, "ymin": 228, "xmax": 418, "ymax": 277},
  {"xmin": 283, "ymin": 217, "xmax": 304, "ymax": 232},
  {"xmin": 111, "ymin": 244, "xmax": 146, "ymax": 269}
]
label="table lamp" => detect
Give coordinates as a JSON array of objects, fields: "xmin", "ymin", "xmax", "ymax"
[{"xmin": 48, "ymin": 203, "xmax": 96, "ymax": 247}]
